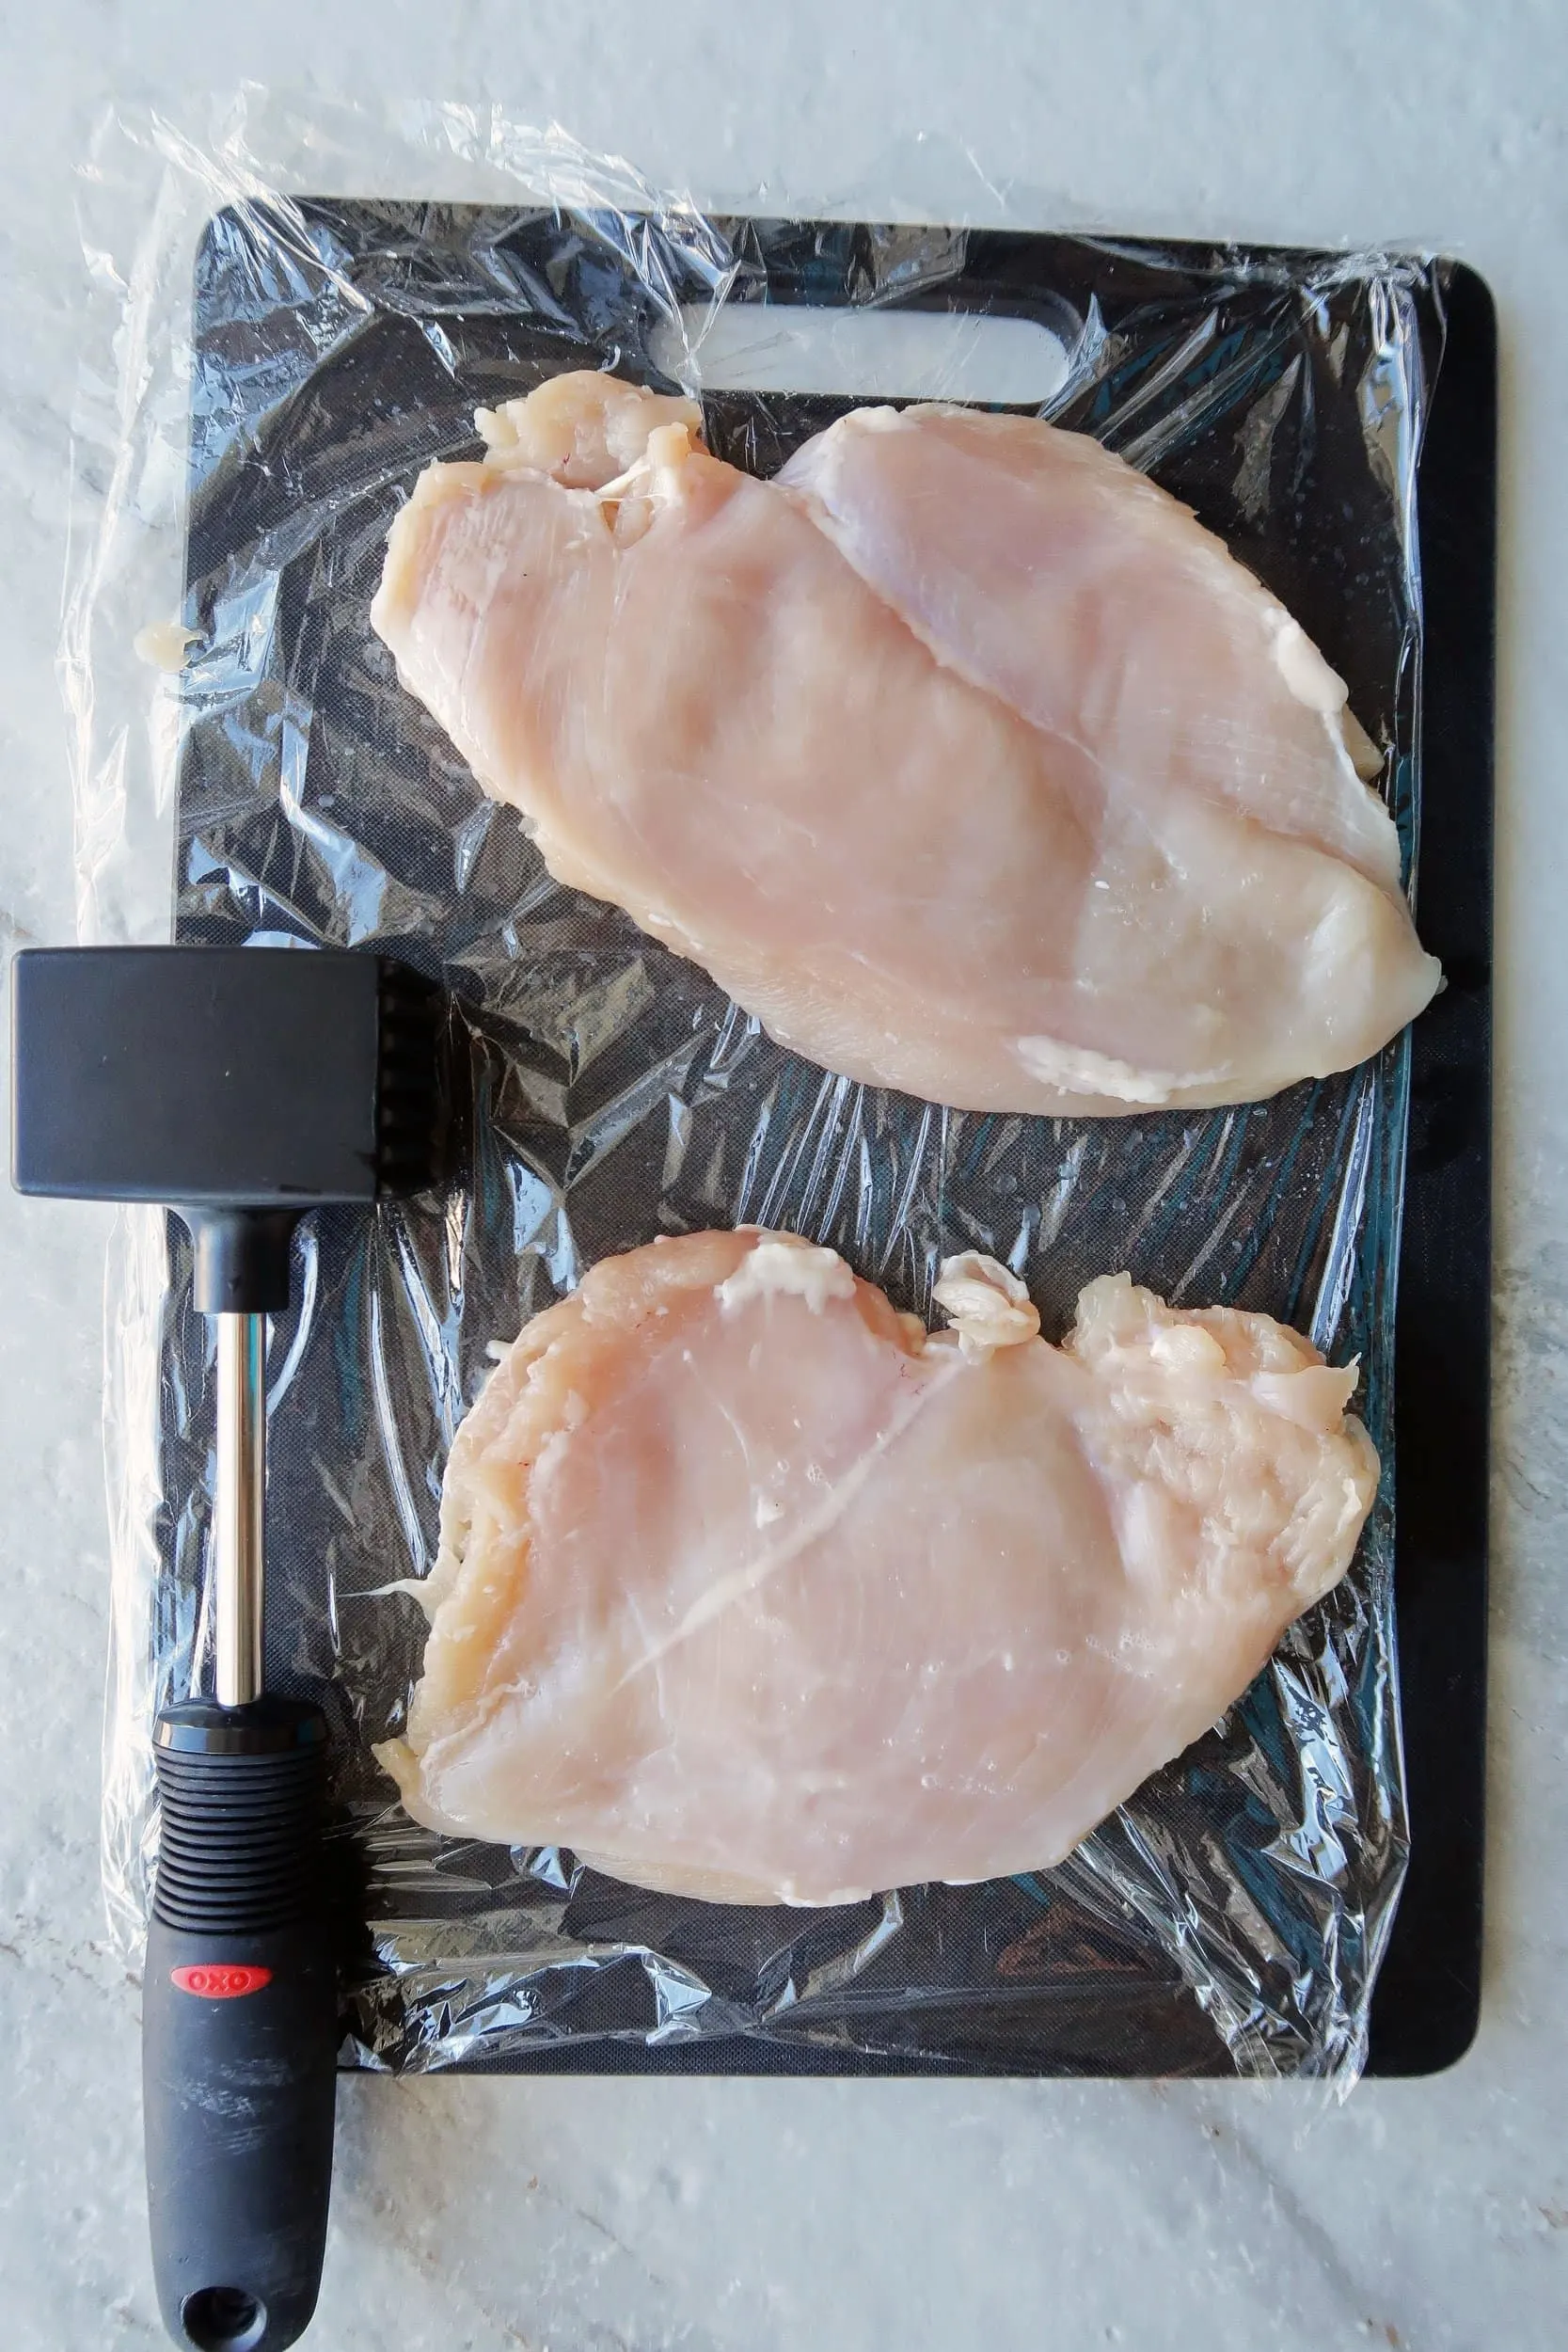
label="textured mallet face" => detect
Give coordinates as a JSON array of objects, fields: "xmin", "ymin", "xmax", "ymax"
[{"xmin": 11, "ymin": 947, "xmax": 397, "ymax": 1206}]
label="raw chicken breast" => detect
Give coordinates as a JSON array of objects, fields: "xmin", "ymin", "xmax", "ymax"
[
  {"xmin": 377, "ymin": 1231, "xmax": 1378, "ymax": 1905},
  {"xmin": 780, "ymin": 404, "xmax": 1402, "ymax": 890},
  {"xmin": 371, "ymin": 372, "xmax": 1440, "ymax": 1117}
]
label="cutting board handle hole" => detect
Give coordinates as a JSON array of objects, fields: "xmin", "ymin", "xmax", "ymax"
[{"xmin": 651, "ymin": 303, "xmax": 1071, "ymax": 404}]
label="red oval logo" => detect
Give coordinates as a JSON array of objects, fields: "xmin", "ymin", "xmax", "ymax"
[{"xmin": 170, "ymin": 1963, "xmax": 273, "ymax": 1999}]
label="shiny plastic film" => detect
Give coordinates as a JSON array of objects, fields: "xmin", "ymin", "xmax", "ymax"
[{"xmin": 69, "ymin": 93, "xmax": 1451, "ymax": 2082}]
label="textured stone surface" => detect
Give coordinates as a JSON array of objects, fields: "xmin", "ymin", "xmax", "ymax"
[{"xmin": 0, "ymin": 6, "xmax": 1563, "ymax": 2347}]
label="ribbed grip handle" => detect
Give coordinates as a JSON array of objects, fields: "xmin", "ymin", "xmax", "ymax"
[{"xmin": 144, "ymin": 1702, "xmax": 337, "ymax": 2352}]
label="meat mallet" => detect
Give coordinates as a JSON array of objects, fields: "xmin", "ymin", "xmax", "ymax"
[{"xmin": 11, "ymin": 945, "xmax": 448, "ymax": 2352}]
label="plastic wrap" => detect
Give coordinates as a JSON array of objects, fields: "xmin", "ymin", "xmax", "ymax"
[{"xmin": 69, "ymin": 95, "xmax": 1449, "ymax": 2081}]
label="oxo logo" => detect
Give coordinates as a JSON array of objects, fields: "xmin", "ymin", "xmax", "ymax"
[{"xmin": 170, "ymin": 1963, "xmax": 273, "ymax": 1999}]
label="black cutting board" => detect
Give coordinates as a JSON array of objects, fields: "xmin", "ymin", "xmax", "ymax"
[{"xmin": 167, "ymin": 205, "xmax": 1493, "ymax": 2077}]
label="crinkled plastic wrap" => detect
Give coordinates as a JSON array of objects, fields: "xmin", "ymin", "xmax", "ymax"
[{"xmin": 70, "ymin": 96, "xmax": 1449, "ymax": 2082}]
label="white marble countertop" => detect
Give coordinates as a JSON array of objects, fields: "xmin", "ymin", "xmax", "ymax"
[{"xmin": 2, "ymin": 6, "xmax": 1564, "ymax": 2348}]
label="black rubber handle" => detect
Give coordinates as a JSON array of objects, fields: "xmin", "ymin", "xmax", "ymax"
[{"xmin": 144, "ymin": 1701, "xmax": 337, "ymax": 2352}]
